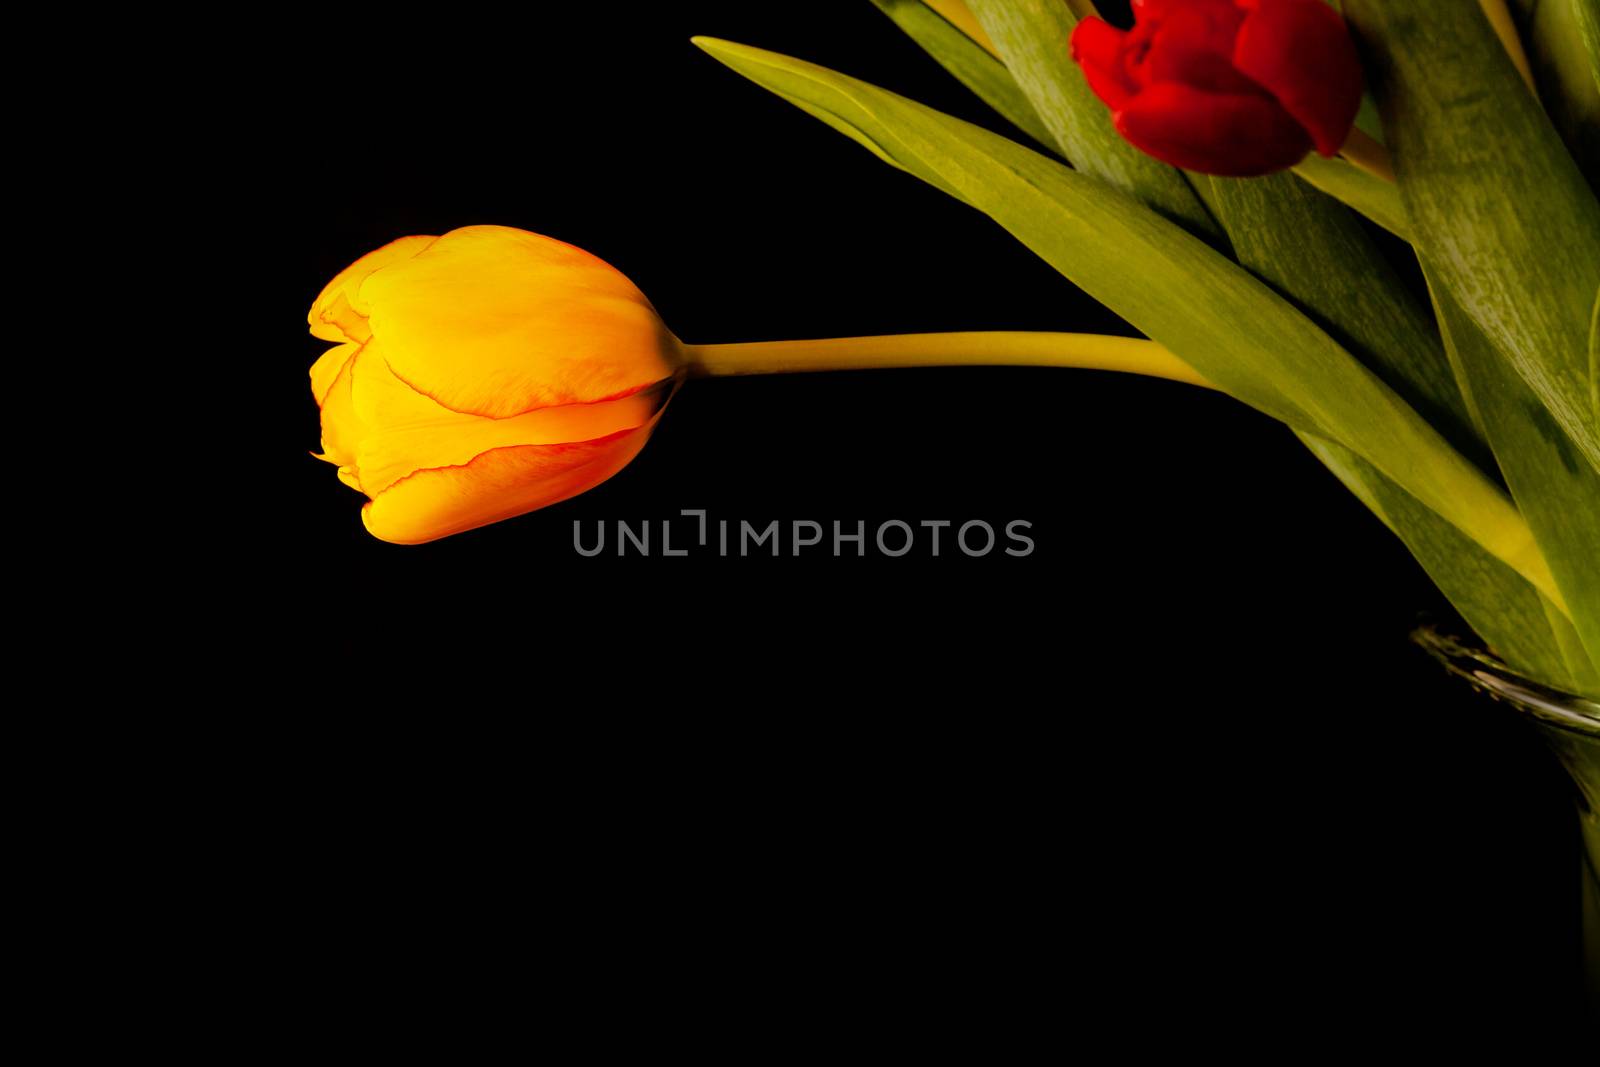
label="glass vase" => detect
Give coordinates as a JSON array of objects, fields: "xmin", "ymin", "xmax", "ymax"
[{"xmin": 1415, "ymin": 627, "xmax": 1600, "ymax": 1014}]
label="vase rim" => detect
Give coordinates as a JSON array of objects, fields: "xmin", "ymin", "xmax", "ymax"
[{"xmin": 1413, "ymin": 625, "xmax": 1600, "ymax": 738}]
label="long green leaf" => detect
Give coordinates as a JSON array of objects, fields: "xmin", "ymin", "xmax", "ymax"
[
  {"xmin": 1206, "ymin": 172, "xmax": 1488, "ymax": 474},
  {"xmin": 736, "ymin": 74, "xmax": 970, "ymax": 204},
  {"xmin": 1578, "ymin": 0, "xmax": 1600, "ymax": 87},
  {"xmin": 1344, "ymin": 0, "xmax": 1600, "ymax": 474},
  {"xmin": 1508, "ymin": 0, "xmax": 1600, "ymax": 187},
  {"xmin": 1300, "ymin": 433, "xmax": 1597, "ymax": 695},
  {"xmin": 1288, "ymin": 155, "xmax": 1410, "ymax": 241},
  {"xmin": 964, "ymin": 0, "xmax": 1223, "ymax": 243},
  {"xmin": 692, "ymin": 36, "xmax": 1557, "ymax": 603},
  {"xmin": 871, "ymin": 1, "xmax": 1057, "ymax": 150},
  {"xmin": 1202, "ymin": 158, "xmax": 1584, "ymax": 687},
  {"xmin": 1424, "ymin": 257, "xmax": 1600, "ymax": 675},
  {"xmin": 1592, "ymin": 283, "xmax": 1599, "ymax": 427}
]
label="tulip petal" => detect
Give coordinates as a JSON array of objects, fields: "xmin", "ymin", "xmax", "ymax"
[
  {"xmin": 1083, "ymin": 63, "xmax": 1137, "ymax": 113},
  {"xmin": 344, "ymin": 338, "xmax": 673, "ymax": 496},
  {"xmin": 1140, "ymin": 6, "xmax": 1261, "ymax": 96},
  {"xmin": 1131, "ymin": 0, "xmax": 1244, "ymax": 28},
  {"xmin": 1152, "ymin": 0, "xmax": 1241, "ymax": 15},
  {"xmin": 310, "ymin": 342, "xmax": 359, "ymax": 407},
  {"xmin": 1131, "ymin": 0, "xmax": 1189, "ymax": 15},
  {"xmin": 1071, "ymin": 18, "xmax": 1137, "ymax": 110},
  {"xmin": 1069, "ymin": 16, "xmax": 1124, "ymax": 70},
  {"xmin": 315, "ymin": 342, "xmax": 369, "ymax": 476},
  {"xmin": 361, "ymin": 421, "xmax": 661, "ymax": 545},
  {"xmin": 308, "ymin": 235, "xmax": 437, "ymax": 343},
  {"xmin": 1114, "ymin": 81, "xmax": 1312, "ymax": 176},
  {"xmin": 359, "ymin": 225, "xmax": 681, "ymax": 419},
  {"xmin": 1232, "ymin": 0, "xmax": 1362, "ymax": 157}
]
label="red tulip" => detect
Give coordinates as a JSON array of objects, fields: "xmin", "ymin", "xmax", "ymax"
[{"xmin": 1069, "ymin": 0, "xmax": 1363, "ymax": 177}]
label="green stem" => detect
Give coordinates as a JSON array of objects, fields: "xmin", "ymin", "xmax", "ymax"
[
  {"xmin": 923, "ymin": 0, "xmax": 996, "ymax": 50},
  {"xmin": 1338, "ymin": 126, "xmax": 1395, "ymax": 183},
  {"xmin": 1476, "ymin": 0, "xmax": 1539, "ymax": 93},
  {"xmin": 682, "ymin": 331, "xmax": 1212, "ymax": 388},
  {"xmin": 683, "ymin": 329, "xmax": 1563, "ymax": 611}
]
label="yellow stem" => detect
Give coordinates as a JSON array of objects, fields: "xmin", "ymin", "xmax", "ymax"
[
  {"xmin": 1338, "ymin": 126, "xmax": 1395, "ymax": 183},
  {"xmin": 923, "ymin": 0, "xmax": 1000, "ymax": 54},
  {"xmin": 683, "ymin": 331, "xmax": 1213, "ymax": 388},
  {"xmin": 1477, "ymin": 0, "xmax": 1539, "ymax": 95},
  {"xmin": 683, "ymin": 333, "xmax": 1564, "ymax": 610}
]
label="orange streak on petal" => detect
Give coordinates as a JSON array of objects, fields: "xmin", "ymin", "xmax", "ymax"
[
  {"xmin": 360, "ymin": 226, "xmax": 681, "ymax": 418},
  {"xmin": 307, "ymin": 234, "xmax": 438, "ymax": 343},
  {"xmin": 380, "ymin": 355, "xmax": 665, "ymax": 420},
  {"xmin": 360, "ymin": 421, "xmax": 659, "ymax": 545},
  {"xmin": 310, "ymin": 342, "xmax": 360, "ymax": 408},
  {"xmin": 343, "ymin": 340, "xmax": 669, "ymax": 496},
  {"xmin": 317, "ymin": 341, "xmax": 370, "ymax": 471}
]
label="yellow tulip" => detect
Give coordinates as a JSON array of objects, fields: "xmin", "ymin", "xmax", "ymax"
[
  {"xmin": 308, "ymin": 225, "xmax": 684, "ymax": 544},
  {"xmin": 308, "ymin": 225, "xmax": 1218, "ymax": 547}
]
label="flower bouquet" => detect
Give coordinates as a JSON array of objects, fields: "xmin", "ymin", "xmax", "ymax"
[
  {"xmin": 690, "ymin": 0, "xmax": 1600, "ymax": 1002},
  {"xmin": 306, "ymin": 0, "xmax": 1599, "ymax": 1002}
]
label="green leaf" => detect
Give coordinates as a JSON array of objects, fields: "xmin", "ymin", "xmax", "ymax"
[
  {"xmin": 1352, "ymin": 92, "xmax": 1386, "ymax": 144},
  {"xmin": 691, "ymin": 36, "xmax": 1557, "ymax": 602},
  {"xmin": 1424, "ymin": 256, "xmax": 1600, "ymax": 676},
  {"xmin": 1206, "ymin": 172, "xmax": 1484, "ymax": 472},
  {"xmin": 727, "ymin": 74, "xmax": 971, "ymax": 205},
  {"xmin": 1300, "ymin": 432, "xmax": 1598, "ymax": 696},
  {"xmin": 1592, "ymin": 283, "xmax": 1599, "ymax": 427},
  {"xmin": 871, "ymin": 1, "xmax": 1057, "ymax": 150},
  {"xmin": 963, "ymin": 0, "xmax": 1223, "ymax": 242},
  {"xmin": 1288, "ymin": 155, "xmax": 1410, "ymax": 241},
  {"xmin": 1344, "ymin": 0, "xmax": 1600, "ymax": 474},
  {"xmin": 1202, "ymin": 167, "xmax": 1593, "ymax": 686},
  {"xmin": 1508, "ymin": 0, "xmax": 1600, "ymax": 187},
  {"xmin": 1578, "ymin": 0, "xmax": 1600, "ymax": 88}
]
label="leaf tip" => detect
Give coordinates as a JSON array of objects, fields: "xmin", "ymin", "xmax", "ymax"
[{"xmin": 690, "ymin": 35, "xmax": 736, "ymax": 58}]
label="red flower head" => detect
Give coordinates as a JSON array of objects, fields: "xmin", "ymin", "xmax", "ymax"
[{"xmin": 1069, "ymin": 0, "xmax": 1363, "ymax": 177}]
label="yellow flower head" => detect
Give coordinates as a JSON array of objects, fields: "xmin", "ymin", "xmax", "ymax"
[{"xmin": 308, "ymin": 225, "xmax": 683, "ymax": 544}]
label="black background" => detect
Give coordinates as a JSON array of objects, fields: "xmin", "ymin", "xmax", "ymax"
[{"xmin": 236, "ymin": 1, "xmax": 1591, "ymax": 1037}]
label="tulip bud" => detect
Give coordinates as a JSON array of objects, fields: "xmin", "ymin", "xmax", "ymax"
[
  {"xmin": 308, "ymin": 225, "xmax": 683, "ymax": 544},
  {"xmin": 1070, "ymin": 0, "xmax": 1364, "ymax": 177}
]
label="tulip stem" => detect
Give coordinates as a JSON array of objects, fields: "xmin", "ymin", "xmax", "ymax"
[
  {"xmin": 1476, "ymin": 0, "xmax": 1538, "ymax": 95},
  {"xmin": 682, "ymin": 331, "xmax": 1212, "ymax": 388},
  {"xmin": 923, "ymin": 0, "xmax": 1000, "ymax": 53},
  {"xmin": 1338, "ymin": 127, "xmax": 1395, "ymax": 183}
]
